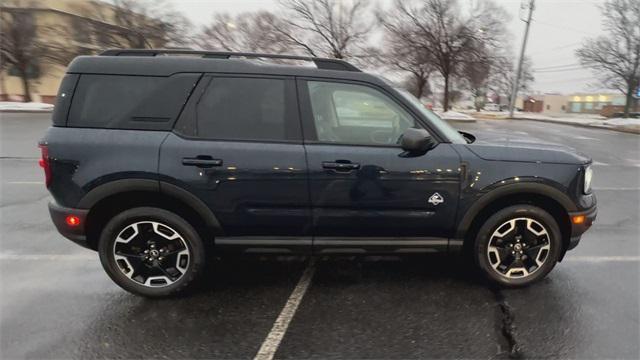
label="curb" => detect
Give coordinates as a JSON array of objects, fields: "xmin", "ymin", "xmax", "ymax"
[
  {"xmin": 510, "ymin": 117, "xmax": 640, "ymax": 135},
  {"xmin": 0, "ymin": 110, "xmax": 53, "ymax": 114},
  {"xmin": 444, "ymin": 118, "xmax": 477, "ymax": 123}
]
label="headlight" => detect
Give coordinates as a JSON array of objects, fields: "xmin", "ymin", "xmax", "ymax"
[{"xmin": 583, "ymin": 165, "xmax": 593, "ymax": 194}]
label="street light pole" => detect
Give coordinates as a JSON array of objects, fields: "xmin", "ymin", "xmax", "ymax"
[{"xmin": 509, "ymin": 0, "xmax": 535, "ymax": 118}]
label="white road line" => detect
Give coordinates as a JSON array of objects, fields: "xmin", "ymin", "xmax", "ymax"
[
  {"xmin": 592, "ymin": 187, "xmax": 640, "ymax": 191},
  {"xmin": 573, "ymin": 135, "xmax": 600, "ymax": 141},
  {"xmin": 564, "ymin": 256, "xmax": 640, "ymax": 263},
  {"xmin": 254, "ymin": 260, "xmax": 316, "ymax": 360},
  {"xmin": 5, "ymin": 181, "xmax": 44, "ymax": 185},
  {"xmin": 0, "ymin": 254, "xmax": 95, "ymax": 260}
]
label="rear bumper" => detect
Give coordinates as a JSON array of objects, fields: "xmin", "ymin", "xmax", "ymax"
[
  {"xmin": 566, "ymin": 205, "xmax": 597, "ymax": 250},
  {"xmin": 48, "ymin": 201, "xmax": 91, "ymax": 249}
]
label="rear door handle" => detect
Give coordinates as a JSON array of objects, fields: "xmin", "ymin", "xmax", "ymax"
[
  {"xmin": 182, "ymin": 156, "xmax": 223, "ymax": 168},
  {"xmin": 322, "ymin": 161, "xmax": 360, "ymax": 171}
]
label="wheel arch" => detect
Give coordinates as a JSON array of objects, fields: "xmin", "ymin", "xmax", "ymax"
[
  {"xmin": 81, "ymin": 179, "xmax": 221, "ymax": 249},
  {"xmin": 457, "ymin": 183, "xmax": 574, "ymax": 258}
]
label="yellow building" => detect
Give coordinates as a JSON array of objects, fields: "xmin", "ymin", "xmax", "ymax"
[
  {"xmin": 567, "ymin": 93, "xmax": 626, "ymax": 114},
  {"xmin": 0, "ymin": 0, "xmax": 159, "ymax": 103},
  {"xmin": 522, "ymin": 93, "xmax": 627, "ymax": 115}
]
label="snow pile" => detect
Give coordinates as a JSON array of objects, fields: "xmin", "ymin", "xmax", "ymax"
[
  {"xmin": 0, "ymin": 102, "xmax": 54, "ymax": 111},
  {"xmin": 437, "ymin": 111, "xmax": 475, "ymax": 121},
  {"xmin": 606, "ymin": 117, "xmax": 640, "ymax": 126}
]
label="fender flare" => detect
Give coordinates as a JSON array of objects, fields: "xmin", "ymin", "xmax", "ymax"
[
  {"xmin": 455, "ymin": 182, "xmax": 576, "ymax": 239},
  {"xmin": 78, "ymin": 179, "xmax": 221, "ymax": 229}
]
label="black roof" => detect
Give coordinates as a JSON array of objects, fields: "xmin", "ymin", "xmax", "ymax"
[{"xmin": 66, "ymin": 49, "xmax": 388, "ymax": 86}]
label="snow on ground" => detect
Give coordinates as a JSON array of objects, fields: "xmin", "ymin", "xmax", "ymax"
[
  {"xmin": 607, "ymin": 117, "xmax": 640, "ymax": 126},
  {"xmin": 0, "ymin": 102, "xmax": 54, "ymax": 111},
  {"xmin": 514, "ymin": 112, "xmax": 640, "ymax": 128},
  {"xmin": 436, "ymin": 110, "xmax": 475, "ymax": 121}
]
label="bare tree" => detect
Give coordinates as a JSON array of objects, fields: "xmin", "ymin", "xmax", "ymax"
[
  {"xmin": 87, "ymin": 0, "xmax": 191, "ymax": 49},
  {"xmin": 0, "ymin": 5, "xmax": 75, "ymax": 102},
  {"xmin": 382, "ymin": 0, "xmax": 506, "ymax": 111},
  {"xmin": 197, "ymin": 11, "xmax": 294, "ymax": 54},
  {"xmin": 488, "ymin": 56, "xmax": 534, "ymax": 108},
  {"xmin": 377, "ymin": 9, "xmax": 433, "ymax": 99},
  {"xmin": 463, "ymin": 58, "xmax": 492, "ymax": 111},
  {"xmin": 576, "ymin": 0, "xmax": 640, "ymax": 117},
  {"xmin": 278, "ymin": 0, "xmax": 374, "ymax": 59},
  {"xmin": 0, "ymin": 7, "xmax": 40, "ymax": 102}
]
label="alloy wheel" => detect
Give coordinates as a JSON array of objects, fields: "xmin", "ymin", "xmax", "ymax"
[
  {"xmin": 486, "ymin": 217, "xmax": 551, "ymax": 279},
  {"xmin": 113, "ymin": 221, "xmax": 190, "ymax": 287}
]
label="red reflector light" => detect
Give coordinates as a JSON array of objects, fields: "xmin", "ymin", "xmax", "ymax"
[
  {"xmin": 38, "ymin": 144, "xmax": 51, "ymax": 187},
  {"xmin": 65, "ymin": 215, "xmax": 80, "ymax": 227}
]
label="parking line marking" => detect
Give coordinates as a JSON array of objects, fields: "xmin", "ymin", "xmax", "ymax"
[
  {"xmin": 0, "ymin": 254, "xmax": 95, "ymax": 260},
  {"xmin": 592, "ymin": 187, "xmax": 640, "ymax": 191},
  {"xmin": 564, "ymin": 256, "xmax": 640, "ymax": 263},
  {"xmin": 5, "ymin": 181, "xmax": 44, "ymax": 185},
  {"xmin": 254, "ymin": 259, "xmax": 316, "ymax": 360}
]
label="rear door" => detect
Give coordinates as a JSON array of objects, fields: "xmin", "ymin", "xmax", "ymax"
[
  {"xmin": 298, "ymin": 79, "xmax": 461, "ymax": 250},
  {"xmin": 159, "ymin": 75, "xmax": 311, "ymax": 250}
]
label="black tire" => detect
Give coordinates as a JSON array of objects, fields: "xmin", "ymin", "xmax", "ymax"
[
  {"xmin": 98, "ymin": 207, "xmax": 206, "ymax": 297},
  {"xmin": 474, "ymin": 205, "xmax": 562, "ymax": 287}
]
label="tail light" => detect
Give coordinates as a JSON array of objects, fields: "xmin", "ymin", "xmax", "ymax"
[{"xmin": 38, "ymin": 144, "xmax": 51, "ymax": 188}]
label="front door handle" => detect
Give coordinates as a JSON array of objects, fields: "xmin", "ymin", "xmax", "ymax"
[
  {"xmin": 322, "ymin": 161, "xmax": 360, "ymax": 171},
  {"xmin": 182, "ymin": 156, "xmax": 223, "ymax": 168}
]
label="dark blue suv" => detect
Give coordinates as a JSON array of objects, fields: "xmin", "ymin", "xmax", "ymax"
[{"xmin": 41, "ymin": 50, "xmax": 597, "ymax": 297}]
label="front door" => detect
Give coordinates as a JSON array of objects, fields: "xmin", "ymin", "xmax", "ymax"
[
  {"xmin": 298, "ymin": 79, "xmax": 461, "ymax": 249},
  {"xmin": 160, "ymin": 75, "xmax": 311, "ymax": 249}
]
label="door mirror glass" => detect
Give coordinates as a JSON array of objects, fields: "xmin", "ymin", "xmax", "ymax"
[{"xmin": 400, "ymin": 128, "xmax": 435, "ymax": 153}]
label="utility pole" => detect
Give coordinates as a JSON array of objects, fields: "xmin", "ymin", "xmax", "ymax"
[{"xmin": 509, "ymin": 0, "xmax": 535, "ymax": 118}]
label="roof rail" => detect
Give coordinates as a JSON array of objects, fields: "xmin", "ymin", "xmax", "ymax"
[{"xmin": 99, "ymin": 49, "xmax": 361, "ymax": 72}]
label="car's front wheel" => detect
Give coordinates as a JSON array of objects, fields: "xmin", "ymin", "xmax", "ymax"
[
  {"xmin": 98, "ymin": 207, "xmax": 205, "ymax": 297},
  {"xmin": 475, "ymin": 205, "xmax": 562, "ymax": 286}
]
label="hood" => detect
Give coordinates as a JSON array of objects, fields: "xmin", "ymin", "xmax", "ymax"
[{"xmin": 465, "ymin": 130, "xmax": 591, "ymax": 165}]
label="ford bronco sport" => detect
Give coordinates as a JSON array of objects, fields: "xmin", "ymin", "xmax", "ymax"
[{"xmin": 41, "ymin": 50, "xmax": 597, "ymax": 297}]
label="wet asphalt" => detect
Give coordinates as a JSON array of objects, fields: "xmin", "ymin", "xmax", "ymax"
[{"xmin": 1, "ymin": 112, "xmax": 638, "ymax": 359}]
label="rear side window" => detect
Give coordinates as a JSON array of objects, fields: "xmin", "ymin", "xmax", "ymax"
[
  {"xmin": 67, "ymin": 73, "xmax": 200, "ymax": 130},
  {"xmin": 178, "ymin": 76, "xmax": 300, "ymax": 142}
]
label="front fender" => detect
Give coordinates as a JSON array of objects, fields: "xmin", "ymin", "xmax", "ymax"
[{"xmin": 455, "ymin": 180, "xmax": 576, "ymax": 239}]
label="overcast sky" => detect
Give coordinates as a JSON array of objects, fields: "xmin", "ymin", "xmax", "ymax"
[{"xmin": 168, "ymin": 0, "xmax": 608, "ymax": 95}]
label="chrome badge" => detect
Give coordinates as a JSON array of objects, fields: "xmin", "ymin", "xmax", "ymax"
[{"xmin": 428, "ymin": 192, "xmax": 444, "ymax": 205}]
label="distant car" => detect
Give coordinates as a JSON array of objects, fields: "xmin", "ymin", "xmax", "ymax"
[
  {"xmin": 41, "ymin": 49, "xmax": 596, "ymax": 297},
  {"xmin": 484, "ymin": 103, "xmax": 501, "ymax": 112}
]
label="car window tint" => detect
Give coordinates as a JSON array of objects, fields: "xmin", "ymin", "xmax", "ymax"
[
  {"xmin": 195, "ymin": 77, "xmax": 290, "ymax": 141},
  {"xmin": 307, "ymin": 81, "xmax": 416, "ymax": 145},
  {"xmin": 67, "ymin": 74, "xmax": 198, "ymax": 130}
]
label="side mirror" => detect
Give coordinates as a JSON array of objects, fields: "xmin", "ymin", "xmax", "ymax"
[{"xmin": 400, "ymin": 128, "xmax": 436, "ymax": 153}]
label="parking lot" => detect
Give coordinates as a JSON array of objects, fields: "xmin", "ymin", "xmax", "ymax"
[{"xmin": 1, "ymin": 112, "xmax": 638, "ymax": 359}]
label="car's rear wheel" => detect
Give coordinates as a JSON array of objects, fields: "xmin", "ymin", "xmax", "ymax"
[
  {"xmin": 475, "ymin": 205, "xmax": 562, "ymax": 286},
  {"xmin": 98, "ymin": 207, "xmax": 205, "ymax": 297}
]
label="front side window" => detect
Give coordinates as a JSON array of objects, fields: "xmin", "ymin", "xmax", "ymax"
[
  {"xmin": 195, "ymin": 77, "xmax": 296, "ymax": 141},
  {"xmin": 306, "ymin": 81, "xmax": 416, "ymax": 145},
  {"xmin": 395, "ymin": 89, "xmax": 467, "ymax": 144}
]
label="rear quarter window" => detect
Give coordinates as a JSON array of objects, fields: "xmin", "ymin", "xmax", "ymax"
[{"xmin": 67, "ymin": 73, "xmax": 200, "ymax": 130}]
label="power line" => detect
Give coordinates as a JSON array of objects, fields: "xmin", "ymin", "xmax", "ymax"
[
  {"xmin": 528, "ymin": 41, "xmax": 585, "ymax": 56},
  {"xmin": 532, "ymin": 19, "xmax": 601, "ymax": 36},
  {"xmin": 535, "ymin": 67, "xmax": 586, "ymax": 73},
  {"xmin": 534, "ymin": 63, "xmax": 581, "ymax": 70},
  {"xmin": 535, "ymin": 76, "xmax": 595, "ymax": 84}
]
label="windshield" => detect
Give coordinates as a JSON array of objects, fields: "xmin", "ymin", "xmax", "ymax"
[{"xmin": 396, "ymin": 89, "xmax": 467, "ymax": 144}]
